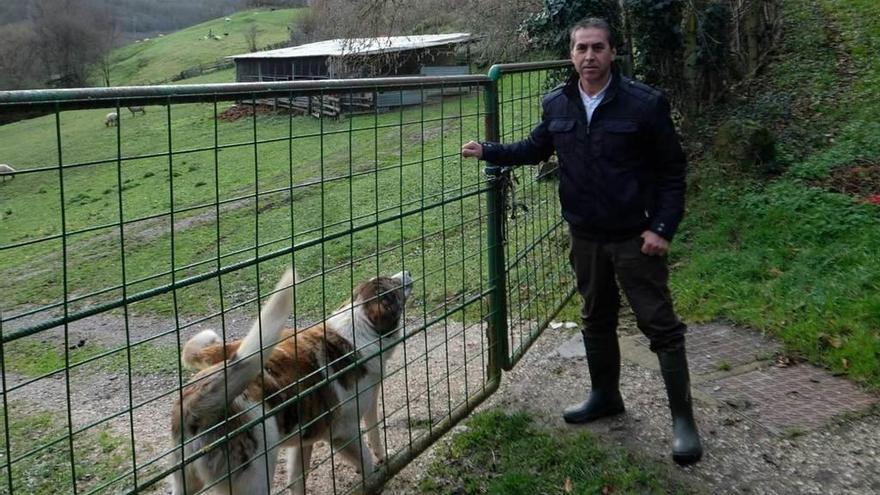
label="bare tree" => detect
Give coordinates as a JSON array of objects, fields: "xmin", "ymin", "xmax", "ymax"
[
  {"xmin": 464, "ymin": 0, "xmax": 542, "ymax": 63},
  {"xmin": 244, "ymin": 24, "xmax": 259, "ymax": 51},
  {"xmin": 96, "ymin": 6, "xmax": 120, "ymax": 86},
  {"xmin": 289, "ymin": 8, "xmax": 319, "ymax": 44},
  {"xmin": 302, "ymin": 0, "xmax": 540, "ymax": 64},
  {"xmin": 0, "ymin": 22, "xmax": 43, "ymax": 89},
  {"xmin": 27, "ymin": 0, "xmax": 116, "ymax": 87}
]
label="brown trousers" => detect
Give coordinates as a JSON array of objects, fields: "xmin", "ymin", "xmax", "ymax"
[{"xmin": 568, "ymin": 233, "xmax": 687, "ymax": 353}]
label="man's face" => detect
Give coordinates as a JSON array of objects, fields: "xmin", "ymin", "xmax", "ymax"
[{"xmin": 570, "ymin": 27, "xmax": 616, "ymax": 87}]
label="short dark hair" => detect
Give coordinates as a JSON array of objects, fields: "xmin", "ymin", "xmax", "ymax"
[{"xmin": 569, "ymin": 18, "xmax": 617, "ymax": 50}]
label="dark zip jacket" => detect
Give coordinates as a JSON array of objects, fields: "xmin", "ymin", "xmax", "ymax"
[{"xmin": 481, "ymin": 70, "xmax": 687, "ymax": 241}]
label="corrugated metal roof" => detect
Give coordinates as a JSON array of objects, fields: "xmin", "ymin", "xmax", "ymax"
[{"xmin": 228, "ymin": 33, "xmax": 473, "ymax": 60}]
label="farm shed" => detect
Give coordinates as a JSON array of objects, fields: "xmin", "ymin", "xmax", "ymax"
[
  {"xmin": 228, "ymin": 33, "xmax": 474, "ymax": 116},
  {"xmin": 229, "ymin": 33, "xmax": 474, "ymax": 81}
]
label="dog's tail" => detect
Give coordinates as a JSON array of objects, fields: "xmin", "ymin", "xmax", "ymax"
[
  {"xmin": 235, "ymin": 268, "xmax": 297, "ymax": 369},
  {"xmin": 181, "ymin": 269, "xmax": 298, "ymax": 373},
  {"xmin": 185, "ymin": 269, "xmax": 296, "ymax": 411},
  {"xmin": 169, "ymin": 268, "xmax": 296, "ymax": 494},
  {"xmin": 181, "ymin": 329, "xmax": 224, "ymax": 371}
]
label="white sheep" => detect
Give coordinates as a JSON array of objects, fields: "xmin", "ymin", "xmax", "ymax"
[
  {"xmin": 105, "ymin": 112, "xmax": 118, "ymax": 127},
  {"xmin": 0, "ymin": 164, "xmax": 16, "ymax": 181}
]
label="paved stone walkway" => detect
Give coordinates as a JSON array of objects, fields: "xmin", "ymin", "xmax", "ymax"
[
  {"xmin": 389, "ymin": 320, "xmax": 880, "ymax": 494},
  {"xmin": 624, "ymin": 324, "xmax": 877, "ymax": 437}
]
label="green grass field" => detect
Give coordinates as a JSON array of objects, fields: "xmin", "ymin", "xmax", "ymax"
[
  {"xmin": 0, "ymin": 93, "xmax": 492, "ymax": 319},
  {"xmin": 104, "ymin": 8, "xmax": 305, "ymax": 86},
  {"xmin": 173, "ymin": 67, "xmax": 236, "ymax": 85}
]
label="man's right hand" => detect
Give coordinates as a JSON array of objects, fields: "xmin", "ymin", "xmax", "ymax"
[{"xmin": 461, "ymin": 141, "xmax": 483, "ymax": 159}]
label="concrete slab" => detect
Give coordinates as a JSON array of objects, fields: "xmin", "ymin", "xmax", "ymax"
[
  {"xmin": 632, "ymin": 323, "xmax": 781, "ymax": 375},
  {"xmin": 626, "ymin": 322, "xmax": 877, "ymax": 435},
  {"xmin": 555, "ymin": 332, "xmax": 586, "ymax": 359},
  {"xmin": 699, "ymin": 364, "xmax": 879, "ymax": 434}
]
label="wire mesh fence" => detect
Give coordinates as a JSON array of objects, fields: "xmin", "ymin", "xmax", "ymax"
[
  {"xmin": 0, "ymin": 62, "xmax": 573, "ymax": 494},
  {"xmin": 489, "ymin": 61, "xmax": 577, "ymax": 369}
]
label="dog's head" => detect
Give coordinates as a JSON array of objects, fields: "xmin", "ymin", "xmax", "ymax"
[{"xmin": 354, "ymin": 271, "xmax": 413, "ymax": 335}]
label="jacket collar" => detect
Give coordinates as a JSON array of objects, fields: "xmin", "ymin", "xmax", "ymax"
[{"xmin": 563, "ymin": 64, "xmax": 622, "ymax": 107}]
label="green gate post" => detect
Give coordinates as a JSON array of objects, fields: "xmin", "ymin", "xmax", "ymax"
[{"xmin": 483, "ymin": 69, "xmax": 509, "ymax": 377}]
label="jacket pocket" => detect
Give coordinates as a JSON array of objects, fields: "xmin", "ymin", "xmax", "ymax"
[
  {"xmin": 548, "ymin": 118, "xmax": 577, "ymax": 152},
  {"xmin": 548, "ymin": 118, "xmax": 576, "ymax": 132},
  {"xmin": 602, "ymin": 120, "xmax": 640, "ymax": 163}
]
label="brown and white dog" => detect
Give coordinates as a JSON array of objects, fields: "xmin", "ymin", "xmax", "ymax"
[{"xmin": 169, "ymin": 268, "xmax": 413, "ymax": 495}]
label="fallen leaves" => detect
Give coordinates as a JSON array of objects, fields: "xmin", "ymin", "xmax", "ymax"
[{"xmin": 774, "ymin": 353, "xmax": 794, "ymax": 368}]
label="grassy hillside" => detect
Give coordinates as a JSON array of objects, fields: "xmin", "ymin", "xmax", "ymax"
[
  {"xmin": 671, "ymin": 0, "xmax": 880, "ymax": 386},
  {"xmin": 0, "ymin": 95, "xmax": 493, "ymax": 321},
  {"xmin": 105, "ymin": 8, "xmax": 306, "ymax": 86},
  {"xmin": 173, "ymin": 67, "xmax": 236, "ymax": 85}
]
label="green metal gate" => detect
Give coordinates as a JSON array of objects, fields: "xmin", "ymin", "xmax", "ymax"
[
  {"xmin": 0, "ymin": 61, "xmax": 574, "ymax": 495},
  {"xmin": 486, "ymin": 61, "xmax": 577, "ymax": 370}
]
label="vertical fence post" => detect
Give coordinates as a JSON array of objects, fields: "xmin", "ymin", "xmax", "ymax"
[{"xmin": 483, "ymin": 67, "xmax": 509, "ymax": 377}]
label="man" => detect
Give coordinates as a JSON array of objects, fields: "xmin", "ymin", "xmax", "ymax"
[{"xmin": 461, "ymin": 18, "xmax": 702, "ymax": 465}]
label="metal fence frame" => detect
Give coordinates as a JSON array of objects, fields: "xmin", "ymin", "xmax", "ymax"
[
  {"xmin": 0, "ymin": 61, "xmax": 574, "ymax": 495},
  {"xmin": 486, "ymin": 60, "xmax": 576, "ymax": 370}
]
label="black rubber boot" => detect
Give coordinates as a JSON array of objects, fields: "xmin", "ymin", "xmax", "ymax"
[
  {"xmin": 657, "ymin": 348, "xmax": 703, "ymax": 465},
  {"xmin": 563, "ymin": 333, "xmax": 625, "ymax": 423}
]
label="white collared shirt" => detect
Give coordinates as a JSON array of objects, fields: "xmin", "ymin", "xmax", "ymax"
[{"xmin": 578, "ymin": 75, "xmax": 612, "ymax": 124}]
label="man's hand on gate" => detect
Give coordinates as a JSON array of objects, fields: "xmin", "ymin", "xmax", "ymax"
[
  {"xmin": 461, "ymin": 141, "xmax": 483, "ymax": 159},
  {"xmin": 640, "ymin": 230, "xmax": 669, "ymax": 256}
]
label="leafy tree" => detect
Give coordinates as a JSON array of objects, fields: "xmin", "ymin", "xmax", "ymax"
[
  {"xmin": 690, "ymin": 1, "xmax": 731, "ymax": 104},
  {"xmin": 624, "ymin": 0, "xmax": 684, "ymax": 94},
  {"xmin": 522, "ymin": 0, "xmax": 622, "ymax": 58}
]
